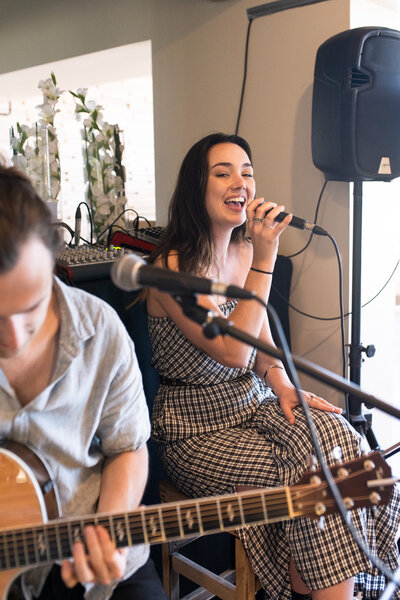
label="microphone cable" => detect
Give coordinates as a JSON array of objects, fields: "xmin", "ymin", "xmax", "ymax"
[
  {"xmin": 96, "ymin": 208, "xmax": 140, "ymax": 244},
  {"xmin": 324, "ymin": 230, "xmax": 347, "ymax": 415},
  {"xmin": 272, "ymin": 256, "xmax": 400, "ymax": 322},
  {"xmin": 76, "ymin": 201, "xmax": 94, "ymax": 245},
  {"xmin": 284, "ymin": 178, "xmax": 327, "ymax": 259},
  {"xmin": 235, "ymin": 18, "xmax": 253, "ymax": 135},
  {"xmin": 54, "ymin": 221, "xmax": 75, "ymax": 246},
  {"xmin": 272, "ymin": 246, "xmax": 400, "ymax": 421},
  {"xmin": 276, "ymin": 221, "xmax": 348, "ymax": 412}
]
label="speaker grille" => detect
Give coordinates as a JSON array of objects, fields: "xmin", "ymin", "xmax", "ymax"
[{"xmin": 350, "ymin": 68, "xmax": 370, "ymax": 88}]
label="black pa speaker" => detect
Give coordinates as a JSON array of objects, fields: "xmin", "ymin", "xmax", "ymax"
[{"xmin": 312, "ymin": 27, "xmax": 400, "ymax": 181}]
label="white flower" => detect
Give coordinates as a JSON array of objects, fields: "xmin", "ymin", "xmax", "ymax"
[
  {"xmin": 50, "ymin": 179, "xmax": 61, "ymax": 197},
  {"xmin": 95, "ymin": 132, "xmax": 106, "ymax": 143},
  {"xmin": 91, "ymin": 182, "xmax": 104, "ymax": 197},
  {"xmin": 114, "ymin": 175, "xmax": 123, "ymax": 189},
  {"xmin": 19, "ymin": 124, "xmax": 32, "ymax": 135},
  {"xmin": 47, "ymin": 139, "xmax": 58, "ymax": 154},
  {"xmin": 38, "ymin": 78, "xmax": 53, "ymax": 91},
  {"xmin": 86, "ymin": 100, "xmax": 98, "ymax": 112},
  {"xmin": 70, "ymin": 88, "xmax": 127, "ymax": 236},
  {"xmin": 97, "ymin": 204, "xmax": 110, "ymax": 215},
  {"xmin": 24, "ymin": 145, "xmax": 36, "ymax": 160},
  {"xmin": 102, "ymin": 155, "xmax": 114, "ymax": 166},
  {"xmin": 36, "ymin": 105, "xmax": 56, "ymax": 123},
  {"xmin": 28, "ymin": 156, "xmax": 43, "ymax": 171},
  {"xmin": 12, "ymin": 155, "xmax": 27, "ymax": 170},
  {"xmin": 50, "ymin": 161, "xmax": 59, "ymax": 177}
]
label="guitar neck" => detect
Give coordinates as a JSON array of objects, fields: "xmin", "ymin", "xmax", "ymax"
[
  {"xmin": 0, "ymin": 449, "xmax": 392, "ymax": 572},
  {"xmin": 0, "ymin": 487, "xmax": 294, "ymax": 571}
]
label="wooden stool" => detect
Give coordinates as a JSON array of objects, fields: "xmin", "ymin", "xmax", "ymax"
[{"xmin": 159, "ymin": 479, "xmax": 261, "ymax": 600}]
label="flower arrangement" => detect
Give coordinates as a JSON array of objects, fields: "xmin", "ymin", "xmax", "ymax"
[
  {"xmin": 35, "ymin": 72, "xmax": 63, "ymax": 201},
  {"xmin": 10, "ymin": 73, "xmax": 62, "ymax": 204},
  {"xmin": 70, "ymin": 88, "xmax": 126, "ymax": 238}
]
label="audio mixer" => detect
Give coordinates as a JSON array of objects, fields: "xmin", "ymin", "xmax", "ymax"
[{"xmin": 56, "ymin": 245, "xmax": 136, "ymax": 282}]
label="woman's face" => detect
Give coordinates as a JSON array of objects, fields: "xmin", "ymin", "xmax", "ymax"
[{"xmin": 205, "ymin": 142, "xmax": 255, "ymax": 230}]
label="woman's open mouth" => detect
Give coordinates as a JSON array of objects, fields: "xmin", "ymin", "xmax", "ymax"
[{"xmin": 224, "ymin": 197, "xmax": 246, "ymax": 208}]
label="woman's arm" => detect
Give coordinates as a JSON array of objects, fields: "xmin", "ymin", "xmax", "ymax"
[
  {"xmin": 147, "ymin": 200, "xmax": 291, "ymax": 368},
  {"xmin": 254, "ymin": 318, "xmax": 342, "ymax": 424}
]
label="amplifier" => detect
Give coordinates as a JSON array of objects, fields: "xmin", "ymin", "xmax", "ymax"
[{"xmin": 110, "ymin": 226, "xmax": 165, "ymax": 253}]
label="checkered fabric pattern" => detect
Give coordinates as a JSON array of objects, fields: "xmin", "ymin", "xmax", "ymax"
[{"xmin": 148, "ymin": 303, "xmax": 400, "ymax": 600}]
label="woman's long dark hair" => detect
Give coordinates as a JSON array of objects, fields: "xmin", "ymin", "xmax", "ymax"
[{"xmin": 149, "ymin": 133, "xmax": 252, "ymax": 275}]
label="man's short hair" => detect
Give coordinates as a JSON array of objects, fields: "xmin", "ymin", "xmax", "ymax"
[{"xmin": 0, "ymin": 162, "xmax": 62, "ymax": 273}]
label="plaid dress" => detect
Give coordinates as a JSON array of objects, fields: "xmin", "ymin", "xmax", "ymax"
[{"xmin": 148, "ymin": 301, "xmax": 400, "ymax": 600}]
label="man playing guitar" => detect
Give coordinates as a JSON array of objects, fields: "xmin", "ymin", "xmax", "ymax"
[{"xmin": 0, "ymin": 163, "xmax": 167, "ymax": 599}]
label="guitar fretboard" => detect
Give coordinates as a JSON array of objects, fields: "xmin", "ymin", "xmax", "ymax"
[{"xmin": 0, "ymin": 488, "xmax": 296, "ymax": 570}]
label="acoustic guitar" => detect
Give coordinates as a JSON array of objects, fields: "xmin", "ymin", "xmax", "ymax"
[{"xmin": 0, "ymin": 441, "xmax": 394, "ymax": 599}]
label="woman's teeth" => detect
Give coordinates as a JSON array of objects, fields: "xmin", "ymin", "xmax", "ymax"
[{"xmin": 225, "ymin": 198, "xmax": 245, "ymax": 207}]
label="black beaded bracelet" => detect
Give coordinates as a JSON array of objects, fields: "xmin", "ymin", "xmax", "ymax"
[
  {"xmin": 263, "ymin": 364, "xmax": 284, "ymax": 380},
  {"xmin": 250, "ymin": 266, "xmax": 273, "ymax": 275}
]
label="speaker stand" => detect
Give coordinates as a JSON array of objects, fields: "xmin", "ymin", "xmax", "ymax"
[{"xmin": 348, "ymin": 181, "xmax": 380, "ymax": 449}]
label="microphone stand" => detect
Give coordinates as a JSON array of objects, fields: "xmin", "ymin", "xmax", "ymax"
[{"xmin": 173, "ymin": 294, "xmax": 400, "ymax": 422}]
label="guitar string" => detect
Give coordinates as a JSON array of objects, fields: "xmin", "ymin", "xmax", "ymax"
[
  {"xmin": 1, "ymin": 496, "xmax": 371, "ymax": 568},
  {"xmin": 3, "ymin": 462, "xmax": 372, "ymax": 544},
  {"xmin": 0, "ymin": 480, "xmax": 366, "ymax": 547},
  {"xmin": 0, "ymin": 488, "xmax": 368, "ymax": 549},
  {"xmin": 2, "ymin": 487, "xmax": 327, "ymax": 560},
  {"xmin": 0, "ymin": 469, "xmax": 379, "ymax": 565},
  {"xmin": 4, "ymin": 499, "xmax": 367, "ymax": 571}
]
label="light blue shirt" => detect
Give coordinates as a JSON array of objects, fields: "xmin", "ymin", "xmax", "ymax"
[{"xmin": 0, "ymin": 277, "xmax": 150, "ymax": 599}]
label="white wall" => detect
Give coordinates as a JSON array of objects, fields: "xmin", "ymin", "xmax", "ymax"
[
  {"xmin": 234, "ymin": 0, "xmax": 351, "ymax": 403},
  {"xmin": 0, "ymin": 0, "xmax": 354, "ymax": 404}
]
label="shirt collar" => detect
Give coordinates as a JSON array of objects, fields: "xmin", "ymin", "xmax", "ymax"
[{"xmin": 53, "ymin": 276, "xmax": 96, "ymax": 358}]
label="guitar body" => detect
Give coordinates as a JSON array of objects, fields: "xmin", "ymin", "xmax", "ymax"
[{"xmin": 0, "ymin": 442, "xmax": 60, "ymax": 600}]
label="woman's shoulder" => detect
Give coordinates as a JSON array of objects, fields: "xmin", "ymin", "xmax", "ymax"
[
  {"xmin": 154, "ymin": 250, "xmax": 179, "ymax": 270},
  {"xmin": 147, "ymin": 251, "xmax": 180, "ymax": 318}
]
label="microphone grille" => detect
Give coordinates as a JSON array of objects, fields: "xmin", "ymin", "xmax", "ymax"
[{"xmin": 110, "ymin": 253, "xmax": 146, "ymax": 291}]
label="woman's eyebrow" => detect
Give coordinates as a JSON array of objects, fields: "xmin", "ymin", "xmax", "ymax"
[{"xmin": 210, "ymin": 161, "xmax": 253, "ymax": 169}]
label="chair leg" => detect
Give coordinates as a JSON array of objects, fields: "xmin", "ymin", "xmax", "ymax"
[
  {"xmin": 162, "ymin": 541, "xmax": 180, "ymax": 600},
  {"xmin": 234, "ymin": 537, "xmax": 256, "ymax": 600}
]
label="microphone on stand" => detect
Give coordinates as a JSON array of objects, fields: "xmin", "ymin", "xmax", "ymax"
[
  {"xmin": 74, "ymin": 206, "xmax": 81, "ymax": 246},
  {"xmin": 111, "ymin": 253, "xmax": 255, "ymax": 299}
]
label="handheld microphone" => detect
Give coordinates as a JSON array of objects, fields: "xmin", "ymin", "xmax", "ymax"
[
  {"xmin": 264, "ymin": 207, "xmax": 328, "ymax": 236},
  {"xmin": 111, "ymin": 253, "xmax": 255, "ymax": 299},
  {"xmin": 74, "ymin": 206, "xmax": 81, "ymax": 246}
]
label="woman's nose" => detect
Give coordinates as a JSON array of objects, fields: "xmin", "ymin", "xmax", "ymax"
[{"xmin": 231, "ymin": 173, "xmax": 246, "ymax": 189}]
